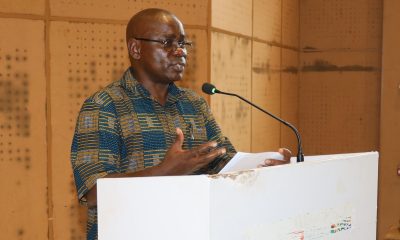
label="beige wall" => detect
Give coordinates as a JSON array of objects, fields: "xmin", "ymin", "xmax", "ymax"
[{"xmin": 0, "ymin": 0, "xmax": 398, "ymax": 240}]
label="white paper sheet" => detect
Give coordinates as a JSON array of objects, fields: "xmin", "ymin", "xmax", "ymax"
[{"xmin": 219, "ymin": 151, "xmax": 284, "ymax": 173}]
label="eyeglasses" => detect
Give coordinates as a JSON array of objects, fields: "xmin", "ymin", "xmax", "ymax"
[{"xmin": 134, "ymin": 37, "xmax": 193, "ymax": 52}]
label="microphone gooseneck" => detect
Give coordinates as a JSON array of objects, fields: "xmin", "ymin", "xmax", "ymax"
[{"xmin": 201, "ymin": 82, "xmax": 304, "ymax": 163}]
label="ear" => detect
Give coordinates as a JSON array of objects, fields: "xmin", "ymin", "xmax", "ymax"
[{"xmin": 127, "ymin": 38, "xmax": 141, "ymax": 60}]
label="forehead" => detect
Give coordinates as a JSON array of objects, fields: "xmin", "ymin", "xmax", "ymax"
[{"xmin": 140, "ymin": 15, "xmax": 185, "ymax": 38}]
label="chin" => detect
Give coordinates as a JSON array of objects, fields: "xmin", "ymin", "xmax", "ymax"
[{"xmin": 169, "ymin": 73, "xmax": 185, "ymax": 82}]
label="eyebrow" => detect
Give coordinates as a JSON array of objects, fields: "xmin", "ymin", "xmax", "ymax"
[{"xmin": 161, "ymin": 33, "xmax": 186, "ymax": 39}]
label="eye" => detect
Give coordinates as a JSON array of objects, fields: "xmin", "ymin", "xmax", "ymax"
[
  {"xmin": 177, "ymin": 40, "xmax": 186, "ymax": 48},
  {"xmin": 162, "ymin": 39, "xmax": 174, "ymax": 48}
]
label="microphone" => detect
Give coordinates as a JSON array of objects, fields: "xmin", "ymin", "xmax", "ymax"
[{"xmin": 202, "ymin": 82, "xmax": 304, "ymax": 163}]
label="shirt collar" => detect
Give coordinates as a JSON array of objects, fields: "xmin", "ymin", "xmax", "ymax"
[{"xmin": 120, "ymin": 67, "xmax": 184, "ymax": 106}]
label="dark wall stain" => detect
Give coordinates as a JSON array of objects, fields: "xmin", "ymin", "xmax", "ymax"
[
  {"xmin": 302, "ymin": 59, "xmax": 377, "ymax": 72},
  {"xmin": 252, "ymin": 62, "xmax": 270, "ymax": 74},
  {"xmin": 282, "ymin": 66, "xmax": 299, "ymax": 74},
  {"xmin": 302, "ymin": 46, "xmax": 320, "ymax": 52},
  {"xmin": 253, "ymin": 64, "xmax": 299, "ymax": 75}
]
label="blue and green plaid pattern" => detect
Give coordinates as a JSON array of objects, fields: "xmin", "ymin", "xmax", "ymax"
[{"xmin": 70, "ymin": 67, "xmax": 236, "ymax": 240}]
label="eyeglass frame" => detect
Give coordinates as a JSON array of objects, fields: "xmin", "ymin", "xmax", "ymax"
[{"xmin": 133, "ymin": 37, "xmax": 193, "ymax": 52}]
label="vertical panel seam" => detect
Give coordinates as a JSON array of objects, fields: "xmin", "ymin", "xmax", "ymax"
[
  {"xmin": 250, "ymin": 0, "xmax": 254, "ymax": 151},
  {"xmin": 45, "ymin": 0, "xmax": 54, "ymax": 239},
  {"xmin": 207, "ymin": 0, "xmax": 212, "ymax": 105},
  {"xmin": 297, "ymin": 0, "xmax": 301, "ymax": 137},
  {"xmin": 279, "ymin": 0, "xmax": 284, "ymax": 147}
]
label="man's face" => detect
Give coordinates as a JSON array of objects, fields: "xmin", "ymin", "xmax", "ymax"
[{"xmin": 135, "ymin": 16, "xmax": 188, "ymax": 84}]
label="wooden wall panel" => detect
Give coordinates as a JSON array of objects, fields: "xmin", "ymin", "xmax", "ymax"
[
  {"xmin": 175, "ymin": 29, "xmax": 209, "ymax": 99},
  {"xmin": 299, "ymin": 0, "xmax": 381, "ymax": 156},
  {"xmin": 211, "ymin": 0, "xmax": 252, "ymax": 36},
  {"xmin": 50, "ymin": 0, "xmax": 208, "ymax": 26},
  {"xmin": 0, "ymin": 0, "xmax": 44, "ymax": 15},
  {"xmin": 0, "ymin": 18, "xmax": 47, "ymax": 240},
  {"xmin": 50, "ymin": 21, "xmax": 130, "ymax": 240},
  {"xmin": 281, "ymin": 48, "xmax": 299, "ymax": 152},
  {"xmin": 282, "ymin": 0, "xmax": 299, "ymax": 48},
  {"xmin": 253, "ymin": 0, "xmax": 281, "ymax": 43},
  {"xmin": 300, "ymin": 0, "xmax": 382, "ymax": 50},
  {"xmin": 251, "ymin": 42, "xmax": 281, "ymax": 152},
  {"xmin": 379, "ymin": 0, "xmax": 400, "ymax": 239},
  {"xmin": 299, "ymin": 71, "xmax": 379, "ymax": 154},
  {"xmin": 210, "ymin": 32, "xmax": 251, "ymax": 152}
]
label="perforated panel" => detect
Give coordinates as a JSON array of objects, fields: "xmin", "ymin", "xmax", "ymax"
[
  {"xmin": 50, "ymin": 21, "xmax": 130, "ymax": 240},
  {"xmin": 299, "ymin": 72, "xmax": 379, "ymax": 154},
  {"xmin": 212, "ymin": 0, "xmax": 252, "ymax": 36},
  {"xmin": 299, "ymin": 0, "xmax": 381, "ymax": 156},
  {"xmin": 300, "ymin": 0, "xmax": 382, "ymax": 50},
  {"xmin": 251, "ymin": 42, "xmax": 281, "ymax": 152},
  {"xmin": 0, "ymin": 18, "xmax": 47, "ymax": 240},
  {"xmin": 281, "ymin": 48, "xmax": 299, "ymax": 152},
  {"xmin": 175, "ymin": 29, "xmax": 208, "ymax": 99},
  {"xmin": 210, "ymin": 32, "xmax": 251, "ymax": 152},
  {"xmin": 50, "ymin": 0, "xmax": 208, "ymax": 26},
  {"xmin": 0, "ymin": 0, "xmax": 44, "ymax": 15},
  {"xmin": 253, "ymin": 0, "xmax": 281, "ymax": 43},
  {"xmin": 282, "ymin": 0, "xmax": 299, "ymax": 48}
]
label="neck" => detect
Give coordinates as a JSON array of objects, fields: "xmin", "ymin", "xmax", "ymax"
[
  {"xmin": 144, "ymin": 82, "xmax": 169, "ymax": 105},
  {"xmin": 131, "ymin": 67, "xmax": 172, "ymax": 105}
]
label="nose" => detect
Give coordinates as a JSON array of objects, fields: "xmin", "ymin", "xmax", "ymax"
[{"xmin": 172, "ymin": 47, "xmax": 187, "ymax": 58}]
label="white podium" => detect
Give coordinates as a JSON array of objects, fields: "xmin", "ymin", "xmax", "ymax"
[{"xmin": 97, "ymin": 152, "xmax": 378, "ymax": 240}]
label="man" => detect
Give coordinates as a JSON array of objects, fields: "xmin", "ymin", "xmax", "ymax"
[{"xmin": 71, "ymin": 8, "xmax": 290, "ymax": 240}]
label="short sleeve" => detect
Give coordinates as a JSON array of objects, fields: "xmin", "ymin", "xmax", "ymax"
[{"xmin": 70, "ymin": 95, "xmax": 122, "ymax": 205}]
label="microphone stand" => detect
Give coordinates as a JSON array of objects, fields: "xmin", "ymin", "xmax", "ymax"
[{"xmin": 216, "ymin": 89, "xmax": 304, "ymax": 163}]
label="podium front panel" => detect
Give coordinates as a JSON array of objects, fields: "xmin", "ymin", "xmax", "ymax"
[{"xmin": 98, "ymin": 152, "xmax": 378, "ymax": 240}]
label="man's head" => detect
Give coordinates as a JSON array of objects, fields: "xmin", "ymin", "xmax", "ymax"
[{"xmin": 126, "ymin": 9, "xmax": 190, "ymax": 84}]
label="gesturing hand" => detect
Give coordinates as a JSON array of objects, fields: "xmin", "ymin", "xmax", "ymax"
[{"xmin": 159, "ymin": 128, "xmax": 226, "ymax": 175}]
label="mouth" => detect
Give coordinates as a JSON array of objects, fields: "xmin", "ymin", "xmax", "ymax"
[{"xmin": 170, "ymin": 63, "xmax": 186, "ymax": 72}]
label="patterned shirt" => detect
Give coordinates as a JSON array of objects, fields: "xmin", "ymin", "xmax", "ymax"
[{"xmin": 70, "ymin": 67, "xmax": 236, "ymax": 240}]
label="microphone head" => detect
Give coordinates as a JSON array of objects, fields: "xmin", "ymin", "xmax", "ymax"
[{"xmin": 202, "ymin": 83, "xmax": 218, "ymax": 95}]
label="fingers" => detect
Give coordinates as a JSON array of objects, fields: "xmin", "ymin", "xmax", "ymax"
[
  {"xmin": 188, "ymin": 142, "xmax": 226, "ymax": 165},
  {"xmin": 261, "ymin": 148, "xmax": 292, "ymax": 167},
  {"xmin": 195, "ymin": 141, "xmax": 218, "ymax": 155},
  {"xmin": 279, "ymin": 148, "xmax": 292, "ymax": 161},
  {"xmin": 262, "ymin": 159, "xmax": 287, "ymax": 167},
  {"xmin": 172, "ymin": 128, "xmax": 184, "ymax": 150},
  {"xmin": 199, "ymin": 147, "xmax": 226, "ymax": 163}
]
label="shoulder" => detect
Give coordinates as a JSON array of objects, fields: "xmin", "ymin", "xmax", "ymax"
[
  {"xmin": 80, "ymin": 81, "xmax": 124, "ymax": 119},
  {"xmin": 82, "ymin": 80, "xmax": 126, "ymax": 110}
]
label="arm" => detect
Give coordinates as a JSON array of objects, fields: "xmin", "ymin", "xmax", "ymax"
[
  {"xmin": 84, "ymin": 128, "xmax": 226, "ymax": 207},
  {"xmin": 196, "ymin": 97, "xmax": 237, "ymax": 174},
  {"xmin": 71, "ymin": 97, "xmax": 226, "ymax": 208}
]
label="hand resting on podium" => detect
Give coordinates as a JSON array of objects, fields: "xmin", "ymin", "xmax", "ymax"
[{"xmin": 257, "ymin": 148, "xmax": 292, "ymax": 167}]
